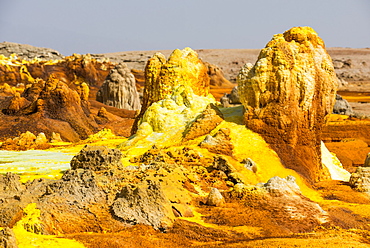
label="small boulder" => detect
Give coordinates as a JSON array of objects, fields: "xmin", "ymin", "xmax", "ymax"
[
  {"xmin": 349, "ymin": 167, "xmax": 370, "ymax": 192},
  {"xmin": 364, "ymin": 153, "xmax": 370, "ymax": 167},
  {"xmin": 183, "ymin": 103, "xmax": 224, "ymax": 141},
  {"xmin": 241, "ymin": 158, "xmax": 257, "ymax": 173},
  {"xmin": 35, "ymin": 133, "xmax": 48, "ymax": 145},
  {"xmin": 205, "ymin": 188, "xmax": 225, "ymax": 206},
  {"xmin": 333, "ymin": 94, "xmax": 354, "ymax": 116},
  {"xmin": 111, "ymin": 181, "xmax": 174, "ymax": 230},
  {"xmin": 70, "ymin": 145, "xmax": 123, "ymax": 171},
  {"xmin": 199, "ymin": 128, "xmax": 234, "ymax": 156},
  {"xmin": 50, "ymin": 132, "xmax": 63, "ymax": 143}
]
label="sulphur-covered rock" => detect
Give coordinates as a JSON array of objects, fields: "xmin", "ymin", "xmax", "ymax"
[
  {"xmin": 96, "ymin": 63, "xmax": 141, "ymax": 111},
  {"xmin": 132, "ymin": 47, "xmax": 211, "ymax": 134},
  {"xmin": 123, "ymin": 48, "xmax": 215, "ymax": 152},
  {"xmin": 237, "ymin": 27, "xmax": 337, "ymax": 182}
]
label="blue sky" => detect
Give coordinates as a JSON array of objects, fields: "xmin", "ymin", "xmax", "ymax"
[{"xmin": 1, "ymin": 0, "xmax": 369, "ymax": 55}]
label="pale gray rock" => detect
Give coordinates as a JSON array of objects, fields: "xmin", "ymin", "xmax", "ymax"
[
  {"xmin": 349, "ymin": 167, "xmax": 370, "ymax": 192},
  {"xmin": 333, "ymin": 94, "xmax": 354, "ymax": 116},
  {"xmin": 111, "ymin": 181, "xmax": 174, "ymax": 230},
  {"xmin": 220, "ymin": 86, "xmax": 241, "ymax": 108},
  {"xmin": 262, "ymin": 176, "xmax": 301, "ymax": 197},
  {"xmin": 0, "ymin": 41, "xmax": 63, "ymax": 60},
  {"xmin": 229, "ymin": 86, "xmax": 241, "ymax": 104},
  {"xmin": 96, "ymin": 63, "xmax": 141, "ymax": 111}
]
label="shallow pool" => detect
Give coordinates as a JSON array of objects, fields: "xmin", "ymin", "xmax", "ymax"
[{"xmin": 0, "ymin": 150, "xmax": 74, "ymax": 179}]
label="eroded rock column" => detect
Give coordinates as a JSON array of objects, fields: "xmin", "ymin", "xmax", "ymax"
[{"xmin": 237, "ymin": 27, "xmax": 338, "ymax": 182}]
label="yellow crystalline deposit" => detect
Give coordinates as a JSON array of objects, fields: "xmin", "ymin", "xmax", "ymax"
[
  {"xmin": 321, "ymin": 141, "xmax": 350, "ymax": 181},
  {"xmin": 142, "ymin": 47, "xmax": 210, "ymax": 111},
  {"xmin": 238, "ymin": 26, "xmax": 337, "ymax": 114},
  {"xmin": 13, "ymin": 203, "xmax": 85, "ymax": 248},
  {"xmin": 132, "ymin": 47, "xmax": 212, "ymax": 134},
  {"xmin": 125, "ymin": 48, "xmax": 214, "ymax": 156}
]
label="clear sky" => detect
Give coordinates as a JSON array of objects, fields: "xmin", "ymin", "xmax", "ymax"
[{"xmin": 1, "ymin": 0, "xmax": 369, "ymax": 55}]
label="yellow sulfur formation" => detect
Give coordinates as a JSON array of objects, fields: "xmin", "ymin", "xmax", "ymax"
[{"xmin": 12, "ymin": 203, "xmax": 85, "ymax": 248}]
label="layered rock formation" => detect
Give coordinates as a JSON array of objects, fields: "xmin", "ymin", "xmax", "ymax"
[
  {"xmin": 96, "ymin": 63, "xmax": 141, "ymax": 110},
  {"xmin": 0, "ymin": 52, "xmax": 113, "ymax": 88},
  {"xmin": 1, "ymin": 75, "xmax": 98, "ymax": 141},
  {"xmin": 0, "ymin": 41, "xmax": 63, "ymax": 61},
  {"xmin": 237, "ymin": 27, "xmax": 337, "ymax": 182}
]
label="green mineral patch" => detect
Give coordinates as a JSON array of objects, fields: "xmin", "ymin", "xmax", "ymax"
[{"xmin": 0, "ymin": 150, "xmax": 74, "ymax": 182}]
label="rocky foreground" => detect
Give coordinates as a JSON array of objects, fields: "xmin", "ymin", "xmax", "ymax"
[{"xmin": 1, "ymin": 27, "xmax": 370, "ymax": 247}]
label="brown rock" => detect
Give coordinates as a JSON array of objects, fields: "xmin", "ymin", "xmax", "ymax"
[
  {"xmin": 183, "ymin": 103, "xmax": 224, "ymax": 142},
  {"xmin": 2, "ymin": 74, "xmax": 99, "ymax": 140},
  {"xmin": 205, "ymin": 62, "xmax": 233, "ymax": 87},
  {"xmin": 205, "ymin": 188, "xmax": 225, "ymax": 206},
  {"xmin": 364, "ymin": 153, "xmax": 370, "ymax": 167},
  {"xmin": 0, "ymin": 227, "xmax": 18, "ymax": 248},
  {"xmin": 199, "ymin": 128, "xmax": 234, "ymax": 156},
  {"xmin": 70, "ymin": 145, "xmax": 123, "ymax": 171}
]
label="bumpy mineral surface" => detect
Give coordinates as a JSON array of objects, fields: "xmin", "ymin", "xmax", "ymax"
[
  {"xmin": 132, "ymin": 47, "xmax": 212, "ymax": 134},
  {"xmin": 237, "ymin": 26, "xmax": 337, "ymax": 182}
]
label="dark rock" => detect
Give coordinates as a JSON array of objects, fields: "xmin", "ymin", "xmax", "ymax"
[
  {"xmin": 0, "ymin": 227, "xmax": 18, "ymax": 248},
  {"xmin": 111, "ymin": 181, "xmax": 174, "ymax": 230},
  {"xmin": 44, "ymin": 169, "xmax": 105, "ymax": 206},
  {"xmin": 96, "ymin": 63, "xmax": 141, "ymax": 111},
  {"xmin": 241, "ymin": 158, "xmax": 257, "ymax": 173},
  {"xmin": 70, "ymin": 145, "xmax": 123, "ymax": 171},
  {"xmin": 364, "ymin": 153, "xmax": 370, "ymax": 167},
  {"xmin": 211, "ymin": 155, "xmax": 236, "ymax": 175}
]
